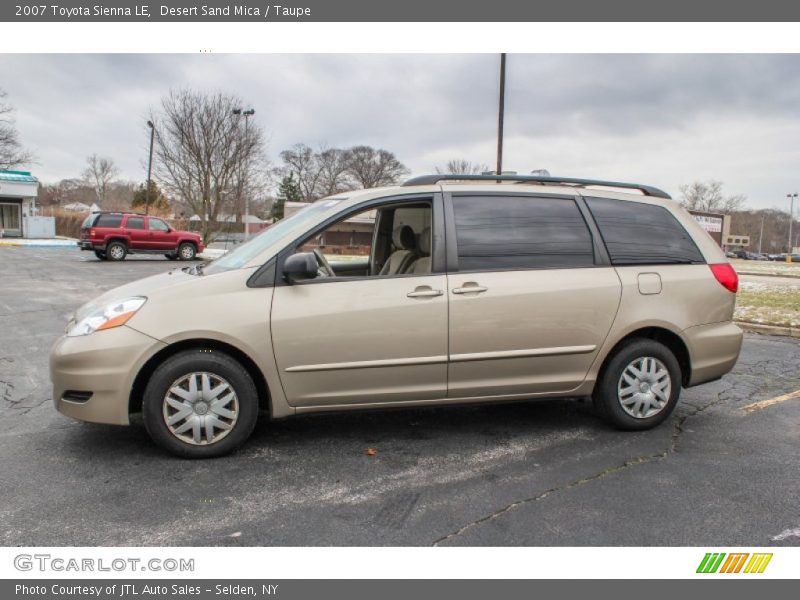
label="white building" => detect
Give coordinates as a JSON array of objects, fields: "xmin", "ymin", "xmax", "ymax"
[{"xmin": 0, "ymin": 170, "xmax": 43, "ymax": 238}]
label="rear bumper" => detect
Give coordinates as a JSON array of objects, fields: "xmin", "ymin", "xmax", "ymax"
[
  {"xmin": 682, "ymin": 321, "xmax": 743, "ymax": 387},
  {"xmin": 50, "ymin": 325, "xmax": 165, "ymax": 425},
  {"xmin": 78, "ymin": 240, "xmax": 96, "ymax": 250}
]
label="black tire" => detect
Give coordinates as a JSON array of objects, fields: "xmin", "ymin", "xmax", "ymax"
[
  {"xmin": 94, "ymin": 250, "xmax": 107, "ymax": 260},
  {"xmin": 177, "ymin": 242, "xmax": 197, "ymax": 261},
  {"xmin": 106, "ymin": 241, "xmax": 127, "ymax": 261},
  {"xmin": 165, "ymin": 253, "xmax": 178, "ymax": 261},
  {"xmin": 592, "ymin": 338, "xmax": 681, "ymax": 431},
  {"xmin": 142, "ymin": 349, "xmax": 259, "ymax": 458}
]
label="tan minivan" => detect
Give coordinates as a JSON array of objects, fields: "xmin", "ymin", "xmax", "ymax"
[{"xmin": 51, "ymin": 175, "xmax": 743, "ymax": 458}]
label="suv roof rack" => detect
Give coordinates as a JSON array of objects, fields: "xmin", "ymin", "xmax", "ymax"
[{"xmin": 401, "ymin": 174, "xmax": 671, "ymax": 199}]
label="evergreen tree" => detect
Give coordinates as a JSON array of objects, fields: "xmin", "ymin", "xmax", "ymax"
[
  {"xmin": 273, "ymin": 172, "xmax": 302, "ymax": 221},
  {"xmin": 131, "ymin": 181, "xmax": 170, "ymax": 213}
]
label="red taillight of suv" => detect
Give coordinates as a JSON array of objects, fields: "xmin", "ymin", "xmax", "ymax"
[{"xmin": 709, "ymin": 263, "xmax": 739, "ymax": 293}]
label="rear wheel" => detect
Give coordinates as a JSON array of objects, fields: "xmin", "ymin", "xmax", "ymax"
[
  {"xmin": 593, "ymin": 339, "xmax": 681, "ymax": 430},
  {"xmin": 142, "ymin": 349, "xmax": 259, "ymax": 458},
  {"xmin": 178, "ymin": 242, "xmax": 196, "ymax": 261},
  {"xmin": 106, "ymin": 241, "xmax": 127, "ymax": 261},
  {"xmin": 94, "ymin": 250, "xmax": 106, "ymax": 260}
]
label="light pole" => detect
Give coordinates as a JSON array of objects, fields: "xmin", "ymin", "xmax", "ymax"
[
  {"xmin": 787, "ymin": 193, "xmax": 797, "ymax": 254},
  {"xmin": 758, "ymin": 214, "xmax": 765, "ymax": 255},
  {"xmin": 145, "ymin": 120, "xmax": 155, "ymax": 216},
  {"xmin": 233, "ymin": 107, "xmax": 255, "ymax": 240},
  {"xmin": 496, "ymin": 53, "xmax": 506, "ymax": 176}
]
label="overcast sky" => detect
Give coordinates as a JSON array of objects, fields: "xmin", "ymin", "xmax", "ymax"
[{"xmin": 1, "ymin": 53, "xmax": 799, "ymax": 210}]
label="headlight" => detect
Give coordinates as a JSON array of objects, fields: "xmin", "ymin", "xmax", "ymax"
[{"xmin": 67, "ymin": 297, "xmax": 147, "ymax": 337}]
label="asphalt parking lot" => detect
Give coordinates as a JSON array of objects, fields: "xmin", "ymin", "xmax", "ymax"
[{"xmin": 1, "ymin": 246, "xmax": 799, "ymax": 546}]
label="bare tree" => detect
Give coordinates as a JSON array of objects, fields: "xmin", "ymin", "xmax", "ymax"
[
  {"xmin": 0, "ymin": 89, "xmax": 32, "ymax": 170},
  {"xmin": 316, "ymin": 146, "xmax": 355, "ymax": 197},
  {"xmin": 345, "ymin": 146, "xmax": 409, "ymax": 189},
  {"xmin": 279, "ymin": 143, "xmax": 324, "ymax": 202},
  {"xmin": 679, "ymin": 180, "xmax": 746, "ymax": 213},
  {"xmin": 435, "ymin": 159, "xmax": 490, "ymax": 175},
  {"xmin": 150, "ymin": 89, "xmax": 266, "ymax": 243},
  {"xmin": 82, "ymin": 154, "xmax": 119, "ymax": 206}
]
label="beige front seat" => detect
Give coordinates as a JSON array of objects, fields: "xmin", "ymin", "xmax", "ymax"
[
  {"xmin": 379, "ymin": 225, "xmax": 417, "ymax": 275},
  {"xmin": 405, "ymin": 227, "xmax": 431, "ymax": 274}
]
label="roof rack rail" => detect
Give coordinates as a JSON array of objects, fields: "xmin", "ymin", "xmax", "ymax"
[{"xmin": 401, "ymin": 174, "xmax": 671, "ymax": 199}]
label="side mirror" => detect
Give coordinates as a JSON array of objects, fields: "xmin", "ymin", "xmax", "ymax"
[{"xmin": 283, "ymin": 252, "xmax": 318, "ymax": 284}]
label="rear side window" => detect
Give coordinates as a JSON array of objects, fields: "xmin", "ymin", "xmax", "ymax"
[
  {"xmin": 452, "ymin": 195, "xmax": 595, "ymax": 271},
  {"xmin": 94, "ymin": 214, "xmax": 123, "ymax": 228},
  {"xmin": 585, "ymin": 197, "xmax": 704, "ymax": 265},
  {"xmin": 81, "ymin": 214, "xmax": 96, "ymax": 228},
  {"xmin": 126, "ymin": 216, "xmax": 145, "ymax": 230}
]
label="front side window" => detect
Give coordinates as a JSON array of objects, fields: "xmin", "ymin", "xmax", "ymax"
[
  {"xmin": 585, "ymin": 197, "xmax": 705, "ymax": 265},
  {"xmin": 452, "ymin": 195, "xmax": 595, "ymax": 271},
  {"xmin": 126, "ymin": 216, "xmax": 145, "ymax": 230},
  {"xmin": 149, "ymin": 218, "xmax": 169, "ymax": 232},
  {"xmin": 292, "ymin": 200, "xmax": 433, "ymax": 279}
]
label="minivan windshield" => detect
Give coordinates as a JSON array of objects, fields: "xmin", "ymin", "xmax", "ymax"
[{"xmin": 203, "ymin": 198, "xmax": 347, "ymax": 274}]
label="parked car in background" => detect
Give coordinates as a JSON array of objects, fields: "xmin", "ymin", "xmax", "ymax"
[
  {"xmin": 733, "ymin": 250, "xmax": 767, "ymax": 261},
  {"xmin": 53, "ymin": 174, "xmax": 743, "ymax": 457},
  {"xmin": 767, "ymin": 253, "xmax": 784, "ymax": 261},
  {"xmin": 79, "ymin": 212, "xmax": 204, "ymax": 261}
]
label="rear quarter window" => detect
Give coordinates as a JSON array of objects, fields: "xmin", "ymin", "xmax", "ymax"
[
  {"xmin": 94, "ymin": 214, "xmax": 123, "ymax": 228},
  {"xmin": 585, "ymin": 196, "xmax": 705, "ymax": 265}
]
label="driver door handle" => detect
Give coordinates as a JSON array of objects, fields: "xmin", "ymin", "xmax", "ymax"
[{"xmin": 407, "ymin": 287, "xmax": 443, "ymax": 298}]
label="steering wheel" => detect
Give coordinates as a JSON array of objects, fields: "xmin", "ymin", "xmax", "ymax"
[{"xmin": 313, "ymin": 248, "xmax": 336, "ymax": 278}]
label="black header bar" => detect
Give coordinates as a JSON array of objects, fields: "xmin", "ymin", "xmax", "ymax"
[{"xmin": 4, "ymin": 0, "xmax": 800, "ymax": 22}]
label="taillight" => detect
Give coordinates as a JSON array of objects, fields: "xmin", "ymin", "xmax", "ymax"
[
  {"xmin": 90, "ymin": 228, "xmax": 96, "ymax": 238},
  {"xmin": 709, "ymin": 263, "xmax": 738, "ymax": 293}
]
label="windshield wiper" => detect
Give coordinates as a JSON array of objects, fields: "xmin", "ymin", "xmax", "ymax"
[{"xmin": 182, "ymin": 263, "xmax": 206, "ymax": 276}]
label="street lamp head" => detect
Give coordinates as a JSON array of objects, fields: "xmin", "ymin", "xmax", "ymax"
[
  {"xmin": 147, "ymin": 120, "xmax": 154, "ymax": 129},
  {"xmin": 244, "ymin": 108, "xmax": 255, "ymax": 116},
  {"xmin": 232, "ymin": 108, "xmax": 242, "ymax": 115}
]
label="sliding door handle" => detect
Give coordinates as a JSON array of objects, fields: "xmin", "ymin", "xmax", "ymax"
[{"xmin": 452, "ymin": 285, "xmax": 488, "ymax": 295}]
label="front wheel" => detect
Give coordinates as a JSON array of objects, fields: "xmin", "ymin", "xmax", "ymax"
[
  {"xmin": 178, "ymin": 242, "xmax": 197, "ymax": 261},
  {"xmin": 142, "ymin": 349, "xmax": 259, "ymax": 458},
  {"xmin": 593, "ymin": 339, "xmax": 681, "ymax": 430}
]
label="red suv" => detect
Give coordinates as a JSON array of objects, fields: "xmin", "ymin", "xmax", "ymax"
[{"xmin": 79, "ymin": 212, "xmax": 204, "ymax": 261}]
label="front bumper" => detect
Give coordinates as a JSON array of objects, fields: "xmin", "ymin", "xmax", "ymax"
[
  {"xmin": 682, "ymin": 321, "xmax": 743, "ymax": 387},
  {"xmin": 50, "ymin": 325, "xmax": 165, "ymax": 425}
]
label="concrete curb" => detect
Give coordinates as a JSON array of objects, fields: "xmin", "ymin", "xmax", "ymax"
[
  {"xmin": 0, "ymin": 239, "xmax": 77, "ymax": 247},
  {"xmin": 198, "ymin": 249, "xmax": 227, "ymax": 260},
  {"xmin": 737, "ymin": 270, "xmax": 800, "ymax": 280},
  {"xmin": 736, "ymin": 321, "xmax": 800, "ymax": 338}
]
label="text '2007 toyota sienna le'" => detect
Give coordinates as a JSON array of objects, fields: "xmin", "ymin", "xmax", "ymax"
[{"xmin": 50, "ymin": 174, "xmax": 743, "ymax": 458}]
